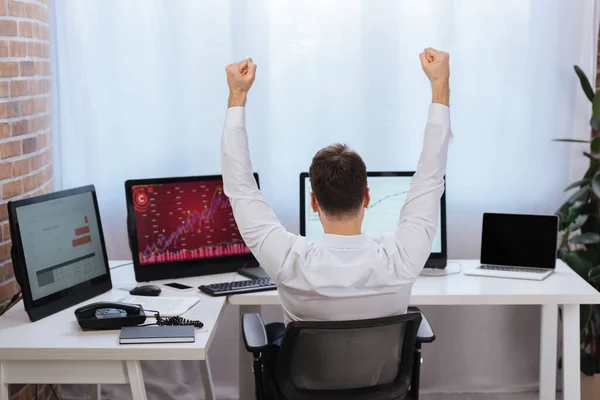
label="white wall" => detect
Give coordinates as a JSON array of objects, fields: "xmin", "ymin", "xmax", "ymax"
[{"xmin": 53, "ymin": 0, "xmax": 598, "ymax": 397}]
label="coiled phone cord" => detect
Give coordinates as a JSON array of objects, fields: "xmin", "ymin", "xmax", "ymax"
[
  {"xmin": 154, "ymin": 314, "xmax": 204, "ymax": 328},
  {"xmin": 143, "ymin": 309, "xmax": 204, "ymax": 328}
]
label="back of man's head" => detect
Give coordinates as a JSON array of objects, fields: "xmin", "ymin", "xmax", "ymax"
[{"xmin": 309, "ymin": 143, "xmax": 367, "ymax": 219}]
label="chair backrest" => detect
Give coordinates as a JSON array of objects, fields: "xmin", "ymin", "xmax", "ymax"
[{"xmin": 275, "ymin": 313, "xmax": 422, "ymax": 400}]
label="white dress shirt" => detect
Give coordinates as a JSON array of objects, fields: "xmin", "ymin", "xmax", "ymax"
[{"xmin": 221, "ymin": 104, "xmax": 452, "ymax": 324}]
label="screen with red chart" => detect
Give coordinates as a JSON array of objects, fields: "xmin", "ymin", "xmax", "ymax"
[{"xmin": 131, "ymin": 180, "xmax": 251, "ymax": 265}]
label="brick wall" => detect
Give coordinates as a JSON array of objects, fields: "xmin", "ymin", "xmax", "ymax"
[{"xmin": 0, "ymin": 0, "xmax": 54, "ymax": 399}]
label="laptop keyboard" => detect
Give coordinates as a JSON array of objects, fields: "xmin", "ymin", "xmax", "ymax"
[{"xmin": 479, "ymin": 265, "xmax": 546, "ymax": 274}]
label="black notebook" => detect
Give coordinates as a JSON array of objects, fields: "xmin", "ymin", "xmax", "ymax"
[{"xmin": 119, "ymin": 326, "xmax": 195, "ymax": 344}]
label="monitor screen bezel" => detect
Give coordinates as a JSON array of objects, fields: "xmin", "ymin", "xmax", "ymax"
[
  {"xmin": 8, "ymin": 185, "xmax": 112, "ymax": 322},
  {"xmin": 480, "ymin": 212, "xmax": 559, "ymax": 269},
  {"xmin": 125, "ymin": 174, "xmax": 260, "ymax": 282},
  {"xmin": 299, "ymin": 171, "xmax": 447, "ymax": 264}
]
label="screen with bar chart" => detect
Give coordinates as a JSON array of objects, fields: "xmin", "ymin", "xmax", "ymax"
[
  {"xmin": 15, "ymin": 191, "xmax": 107, "ymax": 301},
  {"xmin": 130, "ymin": 179, "xmax": 251, "ymax": 265},
  {"xmin": 302, "ymin": 174, "xmax": 443, "ymax": 253}
]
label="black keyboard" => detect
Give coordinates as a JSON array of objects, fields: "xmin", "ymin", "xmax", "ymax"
[{"xmin": 198, "ymin": 277, "xmax": 277, "ymax": 296}]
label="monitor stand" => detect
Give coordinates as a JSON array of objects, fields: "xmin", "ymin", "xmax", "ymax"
[
  {"xmin": 420, "ymin": 262, "xmax": 460, "ymax": 277},
  {"xmin": 420, "ymin": 268, "xmax": 449, "ymax": 276},
  {"xmin": 237, "ymin": 266, "xmax": 270, "ymax": 280}
]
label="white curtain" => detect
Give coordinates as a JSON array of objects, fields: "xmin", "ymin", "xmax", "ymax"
[{"xmin": 52, "ymin": 0, "xmax": 598, "ymax": 397}]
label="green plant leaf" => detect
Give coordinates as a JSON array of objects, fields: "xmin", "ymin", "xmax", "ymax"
[
  {"xmin": 594, "ymin": 305, "xmax": 600, "ymax": 339},
  {"xmin": 592, "ymin": 173, "xmax": 600, "ymax": 198},
  {"xmin": 593, "ymin": 89, "xmax": 600, "ymax": 122},
  {"xmin": 581, "ymin": 304, "xmax": 593, "ymax": 331},
  {"xmin": 592, "ymin": 116, "xmax": 600, "ymax": 131},
  {"xmin": 589, "ymin": 266, "xmax": 600, "ymax": 284},
  {"xmin": 564, "ymin": 179, "xmax": 591, "ymax": 191},
  {"xmin": 557, "ymin": 246, "xmax": 568, "ymax": 259},
  {"xmin": 584, "ymin": 161, "xmax": 600, "ymax": 179},
  {"xmin": 571, "ymin": 232, "xmax": 600, "ymax": 245},
  {"xmin": 581, "ymin": 213, "xmax": 600, "ymax": 237},
  {"xmin": 569, "ymin": 214, "xmax": 589, "ymax": 231},
  {"xmin": 575, "ymin": 65, "xmax": 595, "ymax": 102},
  {"xmin": 584, "ymin": 152, "xmax": 600, "ymax": 161},
  {"xmin": 567, "ymin": 185, "xmax": 589, "ymax": 205},
  {"xmin": 561, "ymin": 250, "xmax": 595, "ymax": 280},
  {"xmin": 557, "ymin": 200, "xmax": 585, "ymax": 231},
  {"xmin": 553, "ymin": 139, "xmax": 590, "ymax": 143},
  {"xmin": 556, "ymin": 202, "xmax": 571, "ymax": 230},
  {"xmin": 592, "ymin": 137, "xmax": 600, "ymax": 153}
]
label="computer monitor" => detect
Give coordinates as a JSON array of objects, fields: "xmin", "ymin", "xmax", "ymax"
[
  {"xmin": 125, "ymin": 174, "xmax": 259, "ymax": 281},
  {"xmin": 299, "ymin": 171, "xmax": 447, "ymax": 268},
  {"xmin": 8, "ymin": 185, "xmax": 112, "ymax": 321}
]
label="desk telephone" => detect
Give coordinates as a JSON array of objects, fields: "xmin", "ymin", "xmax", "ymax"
[
  {"xmin": 74, "ymin": 301, "xmax": 204, "ymax": 331},
  {"xmin": 75, "ymin": 302, "xmax": 146, "ymax": 331}
]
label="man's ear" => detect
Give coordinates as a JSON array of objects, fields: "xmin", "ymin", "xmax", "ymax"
[
  {"xmin": 310, "ymin": 192, "xmax": 319, "ymax": 213},
  {"xmin": 364, "ymin": 187, "xmax": 370, "ymax": 208}
]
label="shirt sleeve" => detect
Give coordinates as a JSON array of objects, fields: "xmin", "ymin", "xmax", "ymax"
[
  {"xmin": 393, "ymin": 103, "xmax": 452, "ymax": 278},
  {"xmin": 220, "ymin": 107, "xmax": 298, "ymax": 280}
]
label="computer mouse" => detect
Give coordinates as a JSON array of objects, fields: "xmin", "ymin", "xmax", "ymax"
[{"xmin": 129, "ymin": 284, "xmax": 161, "ymax": 297}]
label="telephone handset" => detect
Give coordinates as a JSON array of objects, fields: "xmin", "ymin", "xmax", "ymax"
[{"xmin": 74, "ymin": 301, "xmax": 147, "ymax": 331}]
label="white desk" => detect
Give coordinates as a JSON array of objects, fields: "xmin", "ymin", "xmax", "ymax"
[
  {"xmin": 0, "ymin": 261, "xmax": 228, "ymax": 400},
  {"xmin": 228, "ymin": 260, "xmax": 600, "ymax": 400}
]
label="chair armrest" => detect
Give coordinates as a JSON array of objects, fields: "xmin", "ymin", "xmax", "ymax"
[
  {"xmin": 242, "ymin": 313, "xmax": 269, "ymax": 353},
  {"xmin": 408, "ymin": 306, "xmax": 435, "ymax": 344}
]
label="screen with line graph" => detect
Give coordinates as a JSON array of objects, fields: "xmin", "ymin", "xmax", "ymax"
[
  {"xmin": 131, "ymin": 180, "xmax": 251, "ymax": 265},
  {"xmin": 302, "ymin": 175, "xmax": 442, "ymax": 253}
]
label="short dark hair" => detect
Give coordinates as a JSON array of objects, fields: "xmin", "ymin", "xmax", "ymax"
[{"xmin": 309, "ymin": 143, "xmax": 367, "ymax": 218}]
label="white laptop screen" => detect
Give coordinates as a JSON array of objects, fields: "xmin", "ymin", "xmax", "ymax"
[{"xmin": 480, "ymin": 213, "xmax": 558, "ymax": 269}]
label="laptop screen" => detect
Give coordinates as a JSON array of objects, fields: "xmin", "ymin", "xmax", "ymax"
[{"xmin": 480, "ymin": 213, "xmax": 558, "ymax": 269}]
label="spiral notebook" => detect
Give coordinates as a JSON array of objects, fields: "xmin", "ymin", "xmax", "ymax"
[{"xmin": 119, "ymin": 326, "xmax": 195, "ymax": 344}]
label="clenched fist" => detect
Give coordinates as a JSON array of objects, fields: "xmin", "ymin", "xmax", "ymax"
[
  {"xmin": 226, "ymin": 58, "xmax": 256, "ymax": 107},
  {"xmin": 419, "ymin": 48, "xmax": 449, "ymax": 84},
  {"xmin": 419, "ymin": 48, "xmax": 450, "ymax": 106}
]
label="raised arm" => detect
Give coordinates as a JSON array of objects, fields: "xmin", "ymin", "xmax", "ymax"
[
  {"xmin": 394, "ymin": 48, "xmax": 453, "ymax": 277},
  {"xmin": 221, "ymin": 59, "xmax": 297, "ymax": 279}
]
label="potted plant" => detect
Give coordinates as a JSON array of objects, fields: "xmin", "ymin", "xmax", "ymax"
[{"xmin": 555, "ymin": 65, "xmax": 600, "ymax": 398}]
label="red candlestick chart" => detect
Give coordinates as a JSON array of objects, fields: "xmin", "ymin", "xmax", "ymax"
[{"xmin": 132, "ymin": 180, "xmax": 251, "ymax": 265}]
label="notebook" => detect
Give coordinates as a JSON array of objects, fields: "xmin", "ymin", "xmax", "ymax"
[{"xmin": 119, "ymin": 326, "xmax": 195, "ymax": 344}]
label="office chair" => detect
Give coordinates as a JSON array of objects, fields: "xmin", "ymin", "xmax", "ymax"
[{"xmin": 242, "ymin": 307, "xmax": 435, "ymax": 400}]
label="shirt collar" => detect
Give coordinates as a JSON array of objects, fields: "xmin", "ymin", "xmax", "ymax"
[{"xmin": 321, "ymin": 233, "xmax": 369, "ymax": 249}]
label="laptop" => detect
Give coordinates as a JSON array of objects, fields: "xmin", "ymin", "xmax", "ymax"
[{"xmin": 464, "ymin": 213, "xmax": 559, "ymax": 281}]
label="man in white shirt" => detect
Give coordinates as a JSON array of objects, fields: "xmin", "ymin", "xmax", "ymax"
[
  {"xmin": 222, "ymin": 48, "xmax": 452, "ymax": 327},
  {"xmin": 222, "ymin": 49, "xmax": 451, "ymax": 396}
]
